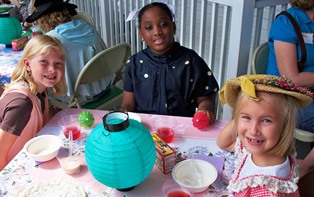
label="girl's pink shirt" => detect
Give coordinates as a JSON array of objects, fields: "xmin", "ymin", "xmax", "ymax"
[{"xmin": 1, "ymin": 82, "xmax": 49, "ymax": 163}]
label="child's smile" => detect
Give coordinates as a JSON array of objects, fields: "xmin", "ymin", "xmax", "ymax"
[
  {"xmin": 44, "ymin": 73, "xmax": 57, "ymax": 80},
  {"xmin": 246, "ymin": 137, "xmax": 265, "ymax": 146}
]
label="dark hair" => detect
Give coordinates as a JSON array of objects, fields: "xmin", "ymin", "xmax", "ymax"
[
  {"xmin": 138, "ymin": 2, "xmax": 174, "ymax": 28},
  {"xmin": 291, "ymin": 0, "xmax": 314, "ymax": 10}
]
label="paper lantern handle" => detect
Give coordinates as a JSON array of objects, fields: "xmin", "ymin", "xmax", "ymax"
[
  {"xmin": 103, "ymin": 110, "xmax": 129, "ymax": 132},
  {"xmin": 0, "ymin": 12, "xmax": 10, "ymax": 17}
]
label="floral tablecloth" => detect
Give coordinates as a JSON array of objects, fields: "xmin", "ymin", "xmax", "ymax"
[
  {"xmin": 0, "ymin": 109, "xmax": 235, "ymax": 197},
  {"xmin": 0, "ymin": 47, "xmax": 22, "ymax": 85}
]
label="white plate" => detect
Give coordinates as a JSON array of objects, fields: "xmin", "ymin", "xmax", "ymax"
[{"xmin": 128, "ymin": 112, "xmax": 142, "ymax": 122}]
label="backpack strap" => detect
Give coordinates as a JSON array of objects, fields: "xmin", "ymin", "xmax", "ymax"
[{"xmin": 277, "ymin": 11, "xmax": 307, "ymax": 71}]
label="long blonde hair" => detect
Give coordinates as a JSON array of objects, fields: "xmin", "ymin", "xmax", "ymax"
[{"xmin": 10, "ymin": 34, "xmax": 68, "ymax": 96}]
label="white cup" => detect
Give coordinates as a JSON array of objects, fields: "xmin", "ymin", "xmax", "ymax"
[{"xmin": 57, "ymin": 147, "xmax": 81, "ymax": 175}]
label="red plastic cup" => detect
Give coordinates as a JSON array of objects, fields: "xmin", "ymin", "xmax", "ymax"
[
  {"xmin": 162, "ymin": 180, "xmax": 192, "ymax": 197},
  {"xmin": 58, "ymin": 115, "xmax": 81, "ymax": 140},
  {"xmin": 153, "ymin": 118, "xmax": 177, "ymax": 143}
]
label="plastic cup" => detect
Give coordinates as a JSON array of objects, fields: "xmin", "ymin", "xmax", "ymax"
[
  {"xmin": 153, "ymin": 118, "xmax": 177, "ymax": 143},
  {"xmin": 58, "ymin": 115, "xmax": 81, "ymax": 140},
  {"xmin": 162, "ymin": 180, "xmax": 192, "ymax": 197},
  {"xmin": 57, "ymin": 147, "xmax": 81, "ymax": 175}
]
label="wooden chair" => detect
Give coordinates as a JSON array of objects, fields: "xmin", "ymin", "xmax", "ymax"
[
  {"xmin": 252, "ymin": 42, "xmax": 314, "ymax": 145},
  {"xmin": 298, "ymin": 168, "xmax": 314, "ymax": 197},
  {"xmin": 50, "ymin": 42, "xmax": 131, "ymax": 110},
  {"xmin": 72, "ymin": 11, "xmax": 95, "ymax": 26}
]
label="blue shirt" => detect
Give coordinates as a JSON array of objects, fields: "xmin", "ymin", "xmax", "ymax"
[
  {"xmin": 124, "ymin": 42, "xmax": 219, "ymax": 117},
  {"xmin": 46, "ymin": 19, "xmax": 112, "ymax": 105},
  {"xmin": 267, "ymin": 7, "xmax": 314, "ymax": 76}
]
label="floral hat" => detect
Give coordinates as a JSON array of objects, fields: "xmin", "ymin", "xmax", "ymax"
[{"xmin": 220, "ymin": 74, "xmax": 313, "ymax": 108}]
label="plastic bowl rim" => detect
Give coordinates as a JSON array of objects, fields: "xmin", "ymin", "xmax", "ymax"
[
  {"xmin": 24, "ymin": 135, "xmax": 61, "ymax": 157},
  {"xmin": 172, "ymin": 158, "xmax": 218, "ymax": 189}
]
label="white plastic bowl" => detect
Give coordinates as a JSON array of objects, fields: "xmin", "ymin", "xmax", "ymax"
[
  {"xmin": 172, "ymin": 159, "xmax": 218, "ymax": 193},
  {"xmin": 24, "ymin": 135, "xmax": 61, "ymax": 162},
  {"xmin": 128, "ymin": 112, "xmax": 142, "ymax": 122}
]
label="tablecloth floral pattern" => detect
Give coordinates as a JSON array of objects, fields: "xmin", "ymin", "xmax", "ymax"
[
  {"xmin": 0, "ymin": 109, "xmax": 235, "ymax": 197},
  {"xmin": 0, "ymin": 47, "xmax": 22, "ymax": 85}
]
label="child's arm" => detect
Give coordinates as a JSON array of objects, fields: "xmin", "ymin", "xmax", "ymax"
[
  {"xmin": 216, "ymin": 119, "xmax": 237, "ymax": 152},
  {"xmin": 121, "ymin": 91, "xmax": 136, "ymax": 112},
  {"xmin": 196, "ymin": 96, "xmax": 215, "ymax": 123},
  {"xmin": 0, "ymin": 129, "xmax": 18, "ymax": 170}
]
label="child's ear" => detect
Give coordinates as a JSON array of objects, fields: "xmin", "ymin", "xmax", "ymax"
[
  {"xmin": 172, "ymin": 22, "xmax": 176, "ymax": 35},
  {"xmin": 23, "ymin": 58, "xmax": 31, "ymax": 71},
  {"xmin": 139, "ymin": 34, "xmax": 144, "ymax": 42},
  {"xmin": 139, "ymin": 31, "xmax": 144, "ymax": 40}
]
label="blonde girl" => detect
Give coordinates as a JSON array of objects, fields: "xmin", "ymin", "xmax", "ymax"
[
  {"xmin": 0, "ymin": 35, "xmax": 67, "ymax": 170},
  {"xmin": 217, "ymin": 75, "xmax": 313, "ymax": 196}
]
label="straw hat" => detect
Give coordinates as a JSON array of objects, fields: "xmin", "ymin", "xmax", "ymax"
[
  {"xmin": 26, "ymin": 0, "xmax": 77, "ymax": 23},
  {"xmin": 220, "ymin": 75, "xmax": 313, "ymax": 108}
]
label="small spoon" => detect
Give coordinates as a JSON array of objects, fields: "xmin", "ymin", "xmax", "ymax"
[
  {"xmin": 68, "ymin": 130, "xmax": 73, "ymax": 156},
  {"xmin": 191, "ymin": 153, "xmax": 201, "ymax": 184},
  {"xmin": 191, "ymin": 153, "xmax": 198, "ymax": 176},
  {"xmin": 182, "ymin": 153, "xmax": 202, "ymax": 186}
]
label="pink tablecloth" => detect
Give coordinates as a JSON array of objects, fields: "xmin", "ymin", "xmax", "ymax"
[
  {"xmin": 0, "ymin": 109, "xmax": 235, "ymax": 197},
  {"xmin": 0, "ymin": 47, "xmax": 22, "ymax": 85}
]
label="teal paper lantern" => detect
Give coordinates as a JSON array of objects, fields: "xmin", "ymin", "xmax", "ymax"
[
  {"xmin": 0, "ymin": 12, "xmax": 22, "ymax": 45},
  {"xmin": 85, "ymin": 111, "xmax": 156, "ymax": 191}
]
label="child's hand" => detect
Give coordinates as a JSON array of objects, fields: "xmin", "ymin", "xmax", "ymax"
[
  {"xmin": 198, "ymin": 110, "xmax": 216, "ymax": 124},
  {"xmin": 206, "ymin": 111, "xmax": 215, "ymax": 125}
]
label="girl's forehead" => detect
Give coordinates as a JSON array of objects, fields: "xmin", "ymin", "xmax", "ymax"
[
  {"xmin": 35, "ymin": 49, "xmax": 64, "ymax": 59},
  {"xmin": 37, "ymin": 50, "xmax": 55, "ymax": 57}
]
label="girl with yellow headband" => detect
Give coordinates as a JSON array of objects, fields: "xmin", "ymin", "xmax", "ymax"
[{"xmin": 217, "ymin": 74, "xmax": 313, "ymax": 196}]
